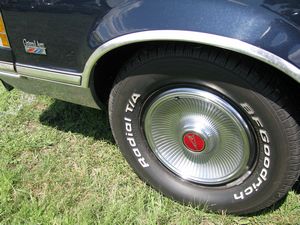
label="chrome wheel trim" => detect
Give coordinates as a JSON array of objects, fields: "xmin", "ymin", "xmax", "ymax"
[{"xmin": 144, "ymin": 88, "xmax": 252, "ymax": 185}]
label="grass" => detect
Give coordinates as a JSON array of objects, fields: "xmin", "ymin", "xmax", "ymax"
[{"xmin": 0, "ymin": 85, "xmax": 300, "ymax": 225}]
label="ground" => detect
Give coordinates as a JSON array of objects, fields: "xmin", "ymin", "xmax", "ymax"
[{"xmin": 0, "ymin": 85, "xmax": 300, "ymax": 225}]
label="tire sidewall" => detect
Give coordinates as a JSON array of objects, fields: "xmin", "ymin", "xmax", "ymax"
[{"xmin": 110, "ymin": 58, "xmax": 289, "ymax": 213}]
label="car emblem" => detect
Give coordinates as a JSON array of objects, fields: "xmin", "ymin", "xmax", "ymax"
[
  {"xmin": 183, "ymin": 132, "xmax": 206, "ymax": 152},
  {"xmin": 23, "ymin": 39, "xmax": 47, "ymax": 55}
]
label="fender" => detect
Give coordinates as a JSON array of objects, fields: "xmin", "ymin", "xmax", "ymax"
[
  {"xmin": 2, "ymin": 1, "xmax": 300, "ymax": 92},
  {"xmin": 82, "ymin": 0, "xmax": 300, "ymax": 87}
]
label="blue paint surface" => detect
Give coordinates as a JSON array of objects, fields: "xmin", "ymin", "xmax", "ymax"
[{"xmin": 1, "ymin": 0, "xmax": 300, "ymax": 72}]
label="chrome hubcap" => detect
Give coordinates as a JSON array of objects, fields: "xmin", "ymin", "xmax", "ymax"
[{"xmin": 144, "ymin": 88, "xmax": 252, "ymax": 185}]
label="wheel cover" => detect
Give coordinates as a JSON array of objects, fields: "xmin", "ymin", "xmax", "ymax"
[{"xmin": 144, "ymin": 88, "xmax": 252, "ymax": 185}]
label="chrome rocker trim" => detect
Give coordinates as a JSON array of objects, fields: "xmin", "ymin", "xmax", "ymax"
[
  {"xmin": 0, "ymin": 61, "xmax": 15, "ymax": 72},
  {"xmin": 0, "ymin": 63, "xmax": 98, "ymax": 109},
  {"xmin": 82, "ymin": 30, "xmax": 300, "ymax": 87},
  {"xmin": 16, "ymin": 64, "xmax": 81, "ymax": 85}
]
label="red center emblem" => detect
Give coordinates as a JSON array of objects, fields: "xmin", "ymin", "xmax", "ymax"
[{"xmin": 183, "ymin": 132, "xmax": 205, "ymax": 152}]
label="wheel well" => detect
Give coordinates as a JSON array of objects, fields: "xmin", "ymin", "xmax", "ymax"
[
  {"xmin": 91, "ymin": 42, "xmax": 147, "ymax": 105},
  {"xmin": 91, "ymin": 41, "xmax": 300, "ymax": 106}
]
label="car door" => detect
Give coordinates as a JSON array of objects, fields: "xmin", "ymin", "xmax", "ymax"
[{"xmin": 0, "ymin": 0, "xmax": 110, "ymax": 74}]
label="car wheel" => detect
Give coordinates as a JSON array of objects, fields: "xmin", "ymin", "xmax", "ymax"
[{"xmin": 108, "ymin": 45, "xmax": 300, "ymax": 214}]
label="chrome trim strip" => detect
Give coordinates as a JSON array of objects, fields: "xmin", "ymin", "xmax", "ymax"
[
  {"xmin": 0, "ymin": 61, "xmax": 15, "ymax": 72},
  {"xmin": 16, "ymin": 64, "xmax": 81, "ymax": 85},
  {"xmin": 82, "ymin": 30, "xmax": 300, "ymax": 87},
  {"xmin": 16, "ymin": 64, "xmax": 82, "ymax": 76},
  {"xmin": 0, "ymin": 70, "xmax": 20, "ymax": 79},
  {"xmin": 0, "ymin": 73, "xmax": 99, "ymax": 109}
]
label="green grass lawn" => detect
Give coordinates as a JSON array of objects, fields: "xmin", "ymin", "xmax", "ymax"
[{"xmin": 0, "ymin": 85, "xmax": 300, "ymax": 225}]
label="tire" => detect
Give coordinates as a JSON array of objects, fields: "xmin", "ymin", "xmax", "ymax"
[{"xmin": 108, "ymin": 44, "xmax": 300, "ymax": 214}]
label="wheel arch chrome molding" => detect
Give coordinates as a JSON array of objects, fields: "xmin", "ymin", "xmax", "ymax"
[{"xmin": 82, "ymin": 30, "xmax": 300, "ymax": 88}]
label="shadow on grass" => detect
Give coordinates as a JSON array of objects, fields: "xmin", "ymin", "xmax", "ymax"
[
  {"xmin": 292, "ymin": 178, "xmax": 300, "ymax": 194},
  {"xmin": 39, "ymin": 100, "xmax": 300, "ymax": 215},
  {"xmin": 240, "ymin": 178, "xmax": 300, "ymax": 216},
  {"xmin": 39, "ymin": 100, "xmax": 114, "ymax": 143},
  {"xmin": 248, "ymin": 179, "xmax": 300, "ymax": 216}
]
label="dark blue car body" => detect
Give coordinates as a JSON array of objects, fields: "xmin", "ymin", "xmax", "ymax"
[
  {"xmin": 1, "ymin": 0, "xmax": 300, "ymax": 215},
  {"xmin": 0, "ymin": 1, "xmax": 300, "ymax": 98}
]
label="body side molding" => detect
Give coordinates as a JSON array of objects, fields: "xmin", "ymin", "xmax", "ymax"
[
  {"xmin": 0, "ymin": 61, "xmax": 15, "ymax": 72},
  {"xmin": 82, "ymin": 30, "xmax": 300, "ymax": 87},
  {"xmin": 16, "ymin": 64, "xmax": 82, "ymax": 85}
]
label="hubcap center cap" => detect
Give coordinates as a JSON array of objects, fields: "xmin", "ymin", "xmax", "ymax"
[{"xmin": 183, "ymin": 132, "xmax": 205, "ymax": 152}]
